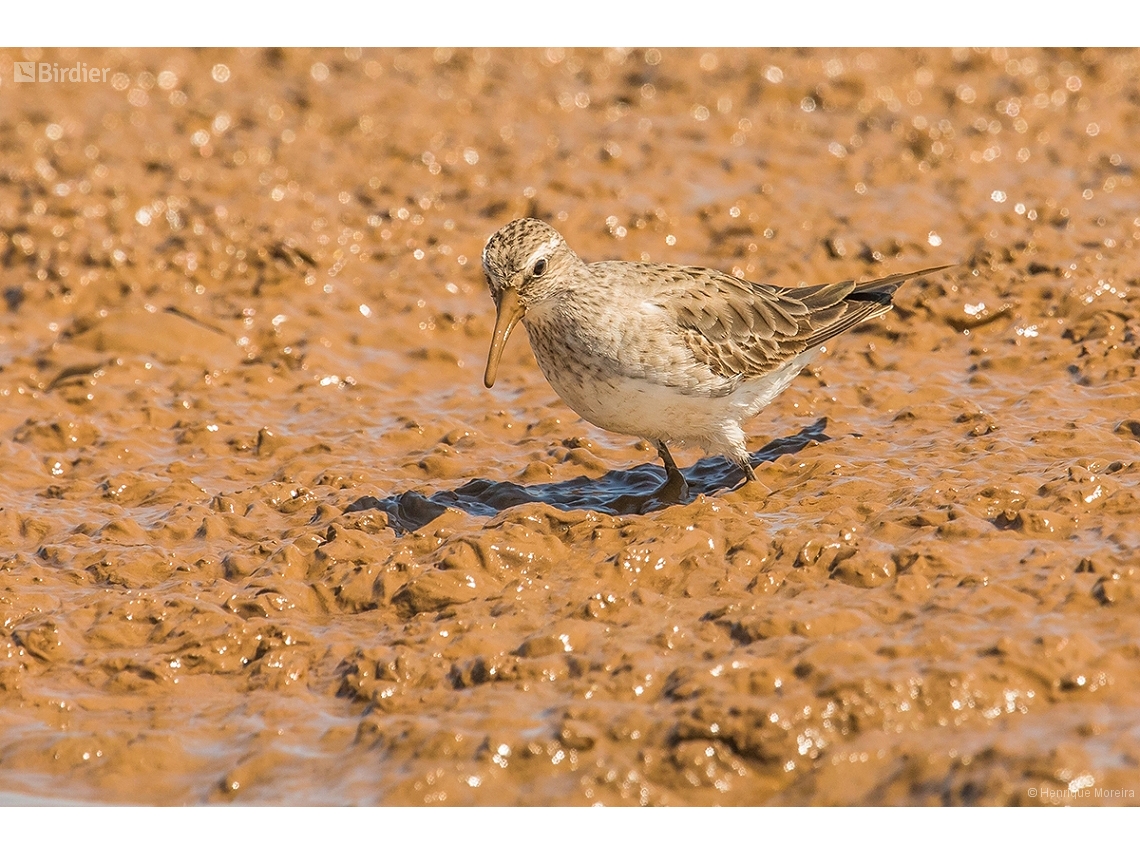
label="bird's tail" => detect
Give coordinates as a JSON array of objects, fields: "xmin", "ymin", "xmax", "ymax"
[
  {"xmin": 794, "ymin": 263, "xmax": 955, "ymax": 350},
  {"xmin": 847, "ymin": 263, "xmax": 955, "ymax": 305}
]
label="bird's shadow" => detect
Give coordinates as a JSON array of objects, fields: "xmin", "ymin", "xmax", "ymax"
[{"xmin": 347, "ymin": 418, "xmax": 832, "ymax": 533}]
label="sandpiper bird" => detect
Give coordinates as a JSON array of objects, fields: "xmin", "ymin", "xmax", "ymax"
[{"xmin": 481, "ymin": 217, "xmax": 948, "ymax": 501}]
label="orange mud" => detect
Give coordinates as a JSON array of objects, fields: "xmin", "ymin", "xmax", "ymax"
[{"xmin": 1, "ymin": 47, "xmax": 1139, "ymax": 805}]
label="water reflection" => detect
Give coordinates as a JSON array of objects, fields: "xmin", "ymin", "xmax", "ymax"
[{"xmin": 358, "ymin": 418, "xmax": 831, "ymax": 532}]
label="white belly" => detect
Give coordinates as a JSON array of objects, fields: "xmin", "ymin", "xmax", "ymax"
[{"xmin": 538, "ymin": 348, "xmax": 818, "ymax": 455}]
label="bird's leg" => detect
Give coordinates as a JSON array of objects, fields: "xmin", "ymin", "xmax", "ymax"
[
  {"xmin": 730, "ymin": 452, "xmax": 762, "ymax": 489},
  {"xmin": 654, "ymin": 441, "xmax": 689, "ymax": 503}
]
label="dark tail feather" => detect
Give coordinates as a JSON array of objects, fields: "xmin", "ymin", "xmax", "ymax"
[
  {"xmin": 798, "ymin": 264, "xmax": 955, "ymax": 350},
  {"xmin": 789, "ymin": 264, "xmax": 953, "ymax": 310},
  {"xmin": 847, "ymin": 264, "xmax": 955, "ymax": 304}
]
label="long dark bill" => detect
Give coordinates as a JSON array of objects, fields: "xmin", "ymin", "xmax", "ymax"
[{"xmin": 483, "ymin": 287, "xmax": 525, "ymax": 388}]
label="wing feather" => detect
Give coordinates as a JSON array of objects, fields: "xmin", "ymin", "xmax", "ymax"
[{"xmin": 654, "ymin": 264, "xmax": 951, "ymax": 380}]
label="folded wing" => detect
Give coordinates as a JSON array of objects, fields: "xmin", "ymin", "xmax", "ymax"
[{"xmin": 663, "ymin": 264, "xmax": 951, "ymax": 381}]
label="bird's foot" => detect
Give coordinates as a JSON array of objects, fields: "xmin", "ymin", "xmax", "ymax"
[
  {"xmin": 652, "ymin": 440, "xmax": 690, "ymax": 504},
  {"xmin": 655, "ymin": 467, "xmax": 690, "ymax": 504},
  {"xmin": 734, "ymin": 460, "xmax": 770, "ymax": 494}
]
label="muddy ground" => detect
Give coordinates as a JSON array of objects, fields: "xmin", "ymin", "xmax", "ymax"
[{"xmin": 0, "ymin": 47, "xmax": 1138, "ymax": 804}]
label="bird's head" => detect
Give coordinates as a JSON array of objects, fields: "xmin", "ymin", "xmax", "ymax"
[{"xmin": 481, "ymin": 217, "xmax": 579, "ymax": 387}]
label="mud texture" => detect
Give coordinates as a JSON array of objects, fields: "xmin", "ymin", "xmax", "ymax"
[{"xmin": 1, "ymin": 48, "xmax": 1139, "ymax": 805}]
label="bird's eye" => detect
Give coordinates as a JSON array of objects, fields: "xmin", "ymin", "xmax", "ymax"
[{"xmin": 532, "ymin": 258, "xmax": 547, "ymax": 277}]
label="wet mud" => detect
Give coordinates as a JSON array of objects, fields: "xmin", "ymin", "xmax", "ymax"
[{"xmin": 1, "ymin": 47, "xmax": 1139, "ymax": 805}]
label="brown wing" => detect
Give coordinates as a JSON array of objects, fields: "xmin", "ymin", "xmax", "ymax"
[{"xmin": 662, "ymin": 264, "xmax": 952, "ymax": 380}]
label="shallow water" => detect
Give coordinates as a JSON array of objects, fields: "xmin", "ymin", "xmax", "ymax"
[{"xmin": 1, "ymin": 47, "xmax": 1138, "ymax": 805}]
